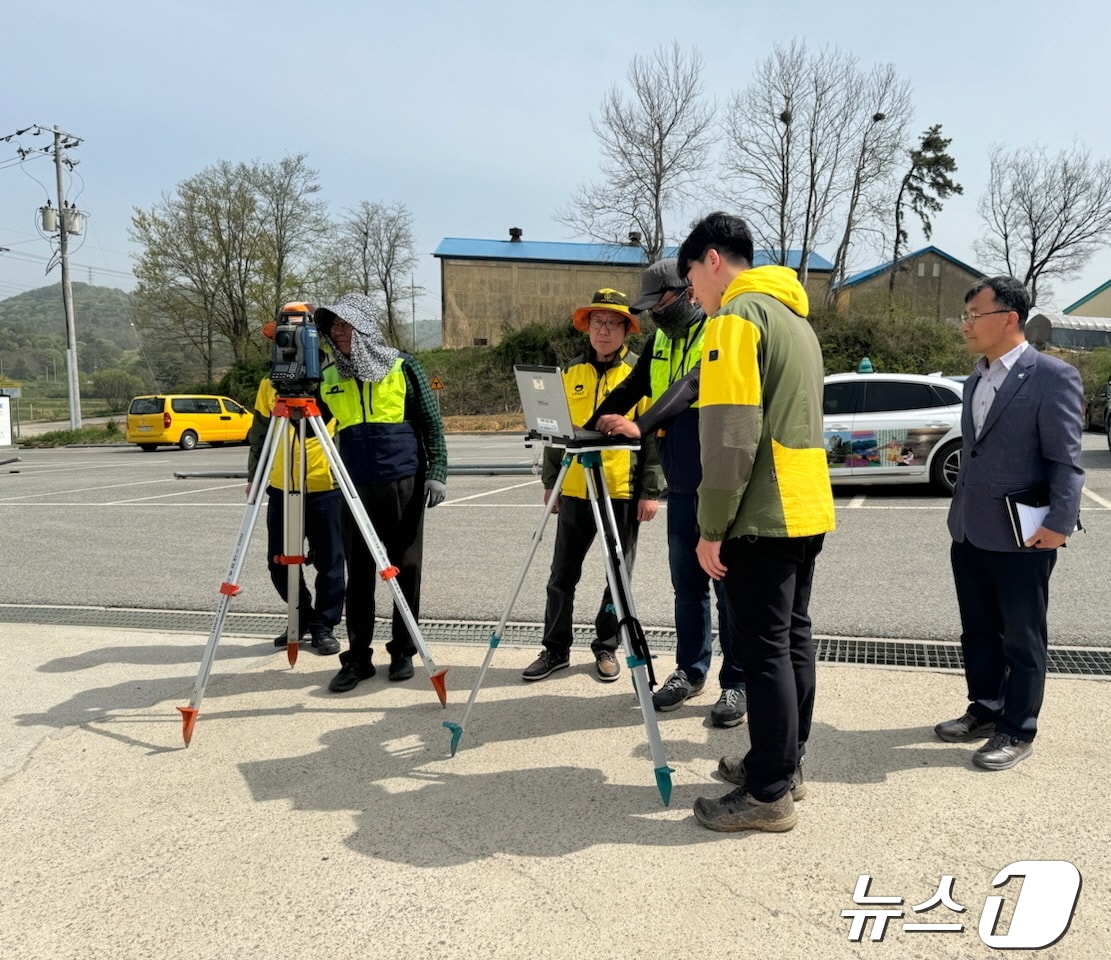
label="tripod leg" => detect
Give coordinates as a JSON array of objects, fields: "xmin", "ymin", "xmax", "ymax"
[
  {"xmin": 177, "ymin": 412, "xmax": 283, "ymax": 745},
  {"xmin": 444, "ymin": 454, "xmax": 571, "ymax": 756},
  {"xmin": 582, "ymin": 455, "xmax": 674, "ymax": 805},
  {"xmin": 277, "ymin": 416, "xmax": 307, "ymax": 666},
  {"xmin": 310, "ymin": 414, "xmax": 448, "ymax": 705}
]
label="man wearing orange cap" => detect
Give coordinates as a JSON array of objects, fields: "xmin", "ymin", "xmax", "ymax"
[
  {"xmin": 247, "ymin": 304, "xmax": 343, "ymax": 656},
  {"xmin": 522, "ymin": 289, "xmax": 662, "ymax": 683}
]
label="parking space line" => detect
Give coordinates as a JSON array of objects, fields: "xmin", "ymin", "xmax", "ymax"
[
  {"xmin": 444, "ymin": 479, "xmax": 541, "ymax": 504},
  {"xmin": 0, "ymin": 477, "xmax": 181, "ymax": 502},
  {"xmin": 105, "ymin": 482, "xmax": 247, "ymax": 504},
  {"xmin": 1082, "ymin": 487, "xmax": 1111, "ymax": 509}
]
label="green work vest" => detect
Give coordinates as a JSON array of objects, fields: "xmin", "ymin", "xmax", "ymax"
[
  {"xmin": 321, "ymin": 358, "xmax": 419, "ymax": 483},
  {"xmin": 649, "ymin": 320, "xmax": 707, "ymax": 406}
]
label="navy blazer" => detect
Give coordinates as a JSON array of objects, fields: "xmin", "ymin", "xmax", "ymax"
[{"xmin": 947, "ymin": 347, "xmax": 1085, "ymax": 552}]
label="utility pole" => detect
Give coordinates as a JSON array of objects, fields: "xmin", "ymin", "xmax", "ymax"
[{"xmin": 53, "ymin": 126, "xmax": 82, "ymax": 429}]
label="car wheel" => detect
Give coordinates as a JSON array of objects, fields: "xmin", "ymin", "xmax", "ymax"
[
  {"xmin": 138, "ymin": 444, "xmax": 158, "ymax": 452},
  {"xmin": 930, "ymin": 439, "xmax": 962, "ymax": 496},
  {"xmin": 179, "ymin": 430, "xmax": 199, "ymax": 451}
]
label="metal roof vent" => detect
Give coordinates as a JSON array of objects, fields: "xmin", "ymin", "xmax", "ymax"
[{"xmin": 509, "ymin": 227, "xmax": 523, "ymax": 241}]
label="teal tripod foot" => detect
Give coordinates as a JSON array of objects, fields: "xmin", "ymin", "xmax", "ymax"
[
  {"xmin": 444, "ymin": 721, "xmax": 464, "ymax": 757},
  {"xmin": 654, "ymin": 766, "xmax": 675, "ymax": 806}
]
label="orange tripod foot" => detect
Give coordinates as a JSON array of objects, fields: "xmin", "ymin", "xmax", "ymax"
[
  {"xmin": 429, "ymin": 669, "xmax": 448, "ymax": 707},
  {"xmin": 177, "ymin": 706, "xmax": 199, "ymax": 746},
  {"xmin": 286, "ymin": 640, "xmax": 299, "ymax": 666}
]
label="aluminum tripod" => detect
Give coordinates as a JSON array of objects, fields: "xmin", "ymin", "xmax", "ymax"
[
  {"xmin": 443, "ymin": 437, "xmax": 674, "ymax": 805},
  {"xmin": 177, "ymin": 395, "xmax": 447, "ymax": 746}
]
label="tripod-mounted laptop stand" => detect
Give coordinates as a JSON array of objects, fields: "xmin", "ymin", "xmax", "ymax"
[
  {"xmin": 177, "ymin": 393, "xmax": 448, "ymax": 746},
  {"xmin": 443, "ymin": 433, "xmax": 675, "ymax": 805}
]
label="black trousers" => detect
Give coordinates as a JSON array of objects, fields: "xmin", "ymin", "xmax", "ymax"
[
  {"xmin": 343, "ymin": 475, "xmax": 425, "ymax": 665},
  {"xmin": 950, "ymin": 539, "xmax": 1057, "ymax": 741},
  {"xmin": 542, "ymin": 496, "xmax": 640, "ymax": 655},
  {"xmin": 720, "ymin": 533, "xmax": 825, "ymax": 803},
  {"xmin": 265, "ymin": 487, "xmax": 345, "ymax": 630}
]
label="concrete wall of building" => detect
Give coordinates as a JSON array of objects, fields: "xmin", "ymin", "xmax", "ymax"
[
  {"xmin": 835, "ymin": 250, "xmax": 978, "ymax": 320},
  {"xmin": 441, "ymin": 257, "xmax": 834, "ymax": 348},
  {"xmin": 1067, "ymin": 284, "xmax": 1111, "ymax": 319},
  {"xmin": 440, "ymin": 260, "xmax": 645, "ymax": 348}
]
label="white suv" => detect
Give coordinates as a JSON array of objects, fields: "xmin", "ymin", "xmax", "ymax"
[{"xmin": 823, "ymin": 372, "xmax": 964, "ymax": 494}]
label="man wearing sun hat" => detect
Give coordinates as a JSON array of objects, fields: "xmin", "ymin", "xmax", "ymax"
[{"xmin": 521, "ymin": 288, "xmax": 663, "ymax": 684}]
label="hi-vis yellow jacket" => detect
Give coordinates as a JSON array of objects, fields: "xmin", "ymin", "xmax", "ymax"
[
  {"xmin": 697, "ymin": 265, "xmax": 835, "ymax": 540},
  {"xmin": 247, "ymin": 377, "xmax": 337, "ymax": 493},
  {"xmin": 542, "ymin": 346, "xmax": 663, "ymax": 501}
]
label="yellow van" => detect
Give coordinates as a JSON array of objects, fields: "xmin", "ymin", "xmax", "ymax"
[{"xmin": 126, "ymin": 395, "xmax": 254, "ymax": 451}]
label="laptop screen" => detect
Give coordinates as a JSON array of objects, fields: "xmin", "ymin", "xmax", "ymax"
[{"xmin": 514, "ymin": 364, "xmax": 575, "ymax": 439}]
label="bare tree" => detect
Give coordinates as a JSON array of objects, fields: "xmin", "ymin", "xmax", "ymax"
[
  {"xmin": 248, "ymin": 154, "xmax": 329, "ymax": 311},
  {"xmin": 312, "ymin": 201, "xmax": 419, "ymax": 348},
  {"xmin": 888, "ymin": 125, "xmax": 962, "ymax": 292},
  {"xmin": 130, "ymin": 158, "xmax": 326, "ymax": 374},
  {"xmin": 975, "ymin": 142, "xmax": 1111, "ymax": 305},
  {"xmin": 557, "ymin": 42, "xmax": 716, "ymax": 261},
  {"xmin": 824, "ymin": 64, "xmax": 913, "ymax": 305},
  {"xmin": 725, "ymin": 42, "xmax": 876, "ymax": 284}
]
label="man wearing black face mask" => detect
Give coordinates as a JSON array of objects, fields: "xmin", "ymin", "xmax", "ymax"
[{"xmin": 590, "ymin": 259, "xmax": 746, "ymax": 726}]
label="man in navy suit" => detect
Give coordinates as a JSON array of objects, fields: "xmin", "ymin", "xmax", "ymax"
[{"xmin": 937, "ymin": 276, "xmax": 1085, "ymax": 770}]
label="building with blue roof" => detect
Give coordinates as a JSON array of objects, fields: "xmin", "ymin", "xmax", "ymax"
[{"xmin": 432, "ymin": 229, "xmax": 833, "ymax": 347}]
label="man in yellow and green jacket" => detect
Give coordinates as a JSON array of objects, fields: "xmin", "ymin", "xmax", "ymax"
[
  {"xmin": 521, "ymin": 288, "xmax": 663, "ymax": 684},
  {"xmin": 678, "ymin": 212, "xmax": 835, "ymax": 835}
]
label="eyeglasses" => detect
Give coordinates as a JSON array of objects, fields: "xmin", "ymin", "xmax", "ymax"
[
  {"xmin": 960, "ymin": 309, "xmax": 1012, "ymax": 324},
  {"xmin": 650, "ymin": 288, "xmax": 688, "ymax": 314},
  {"xmin": 589, "ymin": 318, "xmax": 627, "ymax": 331}
]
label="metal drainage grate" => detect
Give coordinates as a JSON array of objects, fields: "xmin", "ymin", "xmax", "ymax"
[{"xmin": 3, "ymin": 605, "xmax": 1110, "ymax": 678}]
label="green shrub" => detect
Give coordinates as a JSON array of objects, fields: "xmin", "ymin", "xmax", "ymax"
[{"xmin": 811, "ymin": 306, "xmax": 970, "ymax": 376}]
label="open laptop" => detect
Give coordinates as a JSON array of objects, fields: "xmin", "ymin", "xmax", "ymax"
[{"xmin": 514, "ymin": 364, "xmax": 639, "ymax": 450}]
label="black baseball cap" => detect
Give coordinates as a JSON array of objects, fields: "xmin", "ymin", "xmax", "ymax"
[{"xmin": 630, "ymin": 259, "xmax": 688, "ymax": 313}]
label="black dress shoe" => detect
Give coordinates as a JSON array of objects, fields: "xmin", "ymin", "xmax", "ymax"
[
  {"xmin": 309, "ymin": 629, "xmax": 341, "ymax": 656},
  {"xmin": 935, "ymin": 710, "xmax": 996, "ymax": 743},
  {"xmin": 388, "ymin": 655, "xmax": 415, "ymax": 682},
  {"xmin": 973, "ymin": 734, "xmax": 1033, "ymax": 771}
]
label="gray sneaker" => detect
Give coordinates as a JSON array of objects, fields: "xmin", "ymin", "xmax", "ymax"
[
  {"xmin": 693, "ymin": 787, "xmax": 797, "ymax": 833},
  {"xmin": 717, "ymin": 756, "xmax": 807, "ymax": 800},
  {"xmin": 652, "ymin": 669, "xmax": 705, "ymax": 712},
  {"xmin": 710, "ymin": 687, "xmax": 747, "ymax": 727}
]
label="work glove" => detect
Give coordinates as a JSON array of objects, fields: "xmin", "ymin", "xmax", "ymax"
[{"xmin": 424, "ymin": 478, "xmax": 447, "ymax": 509}]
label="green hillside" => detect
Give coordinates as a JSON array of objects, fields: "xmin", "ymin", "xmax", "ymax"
[{"xmin": 0, "ymin": 282, "xmax": 138, "ymax": 382}]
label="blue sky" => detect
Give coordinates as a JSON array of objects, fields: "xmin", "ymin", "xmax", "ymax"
[{"xmin": 3, "ymin": 0, "xmax": 1110, "ymax": 319}]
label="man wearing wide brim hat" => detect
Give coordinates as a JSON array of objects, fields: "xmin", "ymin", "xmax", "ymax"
[
  {"xmin": 570, "ymin": 287, "xmax": 642, "ymax": 334},
  {"xmin": 521, "ymin": 288, "xmax": 662, "ymax": 685}
]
